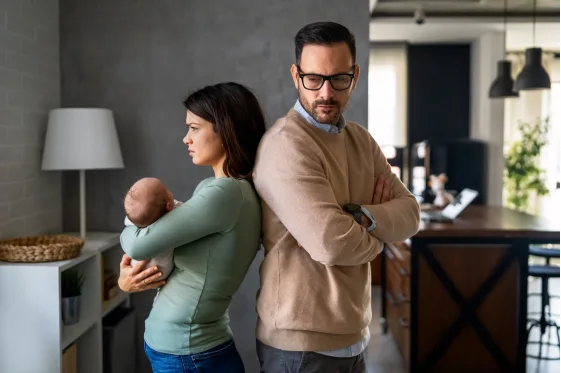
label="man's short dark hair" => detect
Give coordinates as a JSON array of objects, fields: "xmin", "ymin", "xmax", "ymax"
[{"xmin": 294, "ymin": 21, "xmax": 356, "ymax": 65}]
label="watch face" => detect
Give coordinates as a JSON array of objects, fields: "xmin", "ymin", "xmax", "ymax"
[{"xmin": 344, "ymin": 203, "xmax": 362, "ymax": 213}]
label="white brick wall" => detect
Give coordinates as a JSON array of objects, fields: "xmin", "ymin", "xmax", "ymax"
[{"xmin": 0, "ymin": 0, "xmax": 62, "ymax": 238}]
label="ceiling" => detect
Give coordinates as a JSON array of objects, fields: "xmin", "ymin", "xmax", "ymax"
[
  {"xmin": 370, "ymin": 0, "xmax": 560, "ymax": 17},
  {"xmin": 369, "ymin": 20, "xmax": 560, "ymax": 51}
]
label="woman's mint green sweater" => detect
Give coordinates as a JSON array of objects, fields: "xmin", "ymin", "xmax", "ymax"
[{"xmin": 120, "ymin": 177, "xmax": 261, "ymax": 355}]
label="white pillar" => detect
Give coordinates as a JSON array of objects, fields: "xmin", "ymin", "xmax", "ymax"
[{"xmin": 470, "ymin": 31, "xmax": 506, "ymax": 206}]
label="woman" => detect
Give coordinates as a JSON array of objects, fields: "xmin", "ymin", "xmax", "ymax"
[{"xmin": 118, "ymin": 82, "xmax": 266, "ymax": 373}]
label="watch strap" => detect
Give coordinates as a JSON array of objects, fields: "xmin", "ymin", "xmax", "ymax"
[
  {"xmin": 360, "ymin": 206, "xmax": 377, "ymax": 231},
  {"xmin": 352, "ymin": 211, "xmax": 362, "ymax": 225}
]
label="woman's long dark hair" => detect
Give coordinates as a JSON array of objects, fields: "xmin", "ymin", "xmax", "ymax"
[{"xmin": 183, "ymin": 82, "xmax": 266, "ymax": 181}]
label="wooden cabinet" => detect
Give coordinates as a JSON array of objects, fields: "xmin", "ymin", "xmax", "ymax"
[
  {"xmin": 381, "ymin": 206, "xmax": 560, "ymax": 373},
  {"xmin": 384, "ymin": 240, "xmax": 523, "ymax": 373},
  {"xmin": 383, "ymin": 242, "xmax": 411, "ymax": 368},
  {"xmin": 383, "ymin": 240, "xmax": 523, "ymax": 372}
]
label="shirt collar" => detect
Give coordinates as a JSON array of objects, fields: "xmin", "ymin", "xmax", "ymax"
[{"xmin": 293, "ymin": 99, "xmax": 346, "ymax": 134}]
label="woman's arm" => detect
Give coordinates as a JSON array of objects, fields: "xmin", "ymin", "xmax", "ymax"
[{"xmin": 120, "ymin": 178, "xmax": 243, "ymax": 260}]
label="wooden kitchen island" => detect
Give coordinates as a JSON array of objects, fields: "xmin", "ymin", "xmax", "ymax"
[{"xmin": 380, "ymin": 206, "xmax": 559, "ymax": 373}]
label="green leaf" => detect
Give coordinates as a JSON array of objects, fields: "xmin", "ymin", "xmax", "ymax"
[
  {"xmin": 504, "ymin": 116, "xmax": 551, "ymax": 214},
  {"xmin": 61, "ymin": 269, "xmax": 85, "ymax": 298}
]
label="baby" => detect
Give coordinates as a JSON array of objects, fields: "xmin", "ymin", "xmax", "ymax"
[{"xmin": 123, "ymin": 177, "xmax": 181, "ymax": 281}]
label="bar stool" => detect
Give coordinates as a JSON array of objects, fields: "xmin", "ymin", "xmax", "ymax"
[
  {"xmin": 529, "ymin": 246, "xmax": 560, "ymax": 319},
  {"xmin": 530, "ymin": 245, "xmax": 560, "ymax": 266},
  {"xmin": 526, "ymin": 245, "xmax": 560, "ymax": 362}
]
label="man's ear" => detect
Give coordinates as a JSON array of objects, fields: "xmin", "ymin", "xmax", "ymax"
[
  {"xmin": 166, "ymin": 200, "xmax": 173, "ymax": 211},
  {"xmin": 351, "ymin": 64, "xmax": 360, "ymax": 91},
  {"xmin": 290, "ymin": 64, "xmax": 299, "ymax": 89}
]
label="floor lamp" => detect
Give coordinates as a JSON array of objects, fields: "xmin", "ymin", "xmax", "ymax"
[{"xmin": 41, "ymin": 108, "xmax": 124, "ymax": 239}]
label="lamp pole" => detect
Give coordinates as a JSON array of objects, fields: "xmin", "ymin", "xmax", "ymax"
[{"xmin": 79, "ymin": 169, "xmax": 86, "ymax": 239}]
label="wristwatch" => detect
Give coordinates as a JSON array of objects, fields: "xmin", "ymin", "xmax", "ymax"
[{"xmin": 343, "ymin": 203, "xmax": 363, "ymax": 225}]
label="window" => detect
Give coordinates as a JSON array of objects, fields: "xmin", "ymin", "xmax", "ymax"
[
  {"xmin": 539, "ymin": 82, "xmax": 560, "ymax": 218},
  {"xmin": 502, "ymin": 54, "xmax": 560, "ymax": 217},
  {"xmin": 368, "ymin": 43, "xmax": 407, "ymax": 148}
]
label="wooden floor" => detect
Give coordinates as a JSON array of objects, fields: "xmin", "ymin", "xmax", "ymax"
[{"xmin": 367, "ymin": 276, "xmax": 560, "ymax": 373}]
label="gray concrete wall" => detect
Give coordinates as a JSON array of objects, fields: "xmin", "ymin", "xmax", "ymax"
[
  {"xmin": 0, "ymin": 0, "xmax": 61, "ymax": 238},
  {"xmin": 60, "ymin": 1, "xmax": 370, "ymax": 372}
]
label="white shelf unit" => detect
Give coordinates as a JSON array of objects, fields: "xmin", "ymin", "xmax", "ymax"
[{"xmin": 0, "ymin": 232, "xmax": 130, "ymax": 373}]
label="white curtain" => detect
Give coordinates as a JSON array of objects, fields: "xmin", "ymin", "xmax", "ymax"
[
  {"xmin": 503, "ymin": 52, "xmax": 560, "ymax": 216},
  {"xmin": 368, "ymin": 43, "xmax": 408, "ymax": 147}
]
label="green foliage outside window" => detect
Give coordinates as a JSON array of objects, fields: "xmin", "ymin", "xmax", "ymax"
[{"xmin": 504, "ymin": 117, "xmax": 550, "ymax": 213}]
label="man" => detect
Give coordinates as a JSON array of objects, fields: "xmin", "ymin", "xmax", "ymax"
[{"xmin": 252, "ymin": 21, "xmax": 420, "ymax": 372}]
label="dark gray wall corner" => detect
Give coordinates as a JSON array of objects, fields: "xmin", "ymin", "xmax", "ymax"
[{"xmin": 60, "ymin": 1, "xmax": 369, "ymax": 372}]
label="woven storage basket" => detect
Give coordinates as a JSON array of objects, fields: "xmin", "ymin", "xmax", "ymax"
[{"xmin": 0, "ymin": 235, "xmax": 85, "ymax": 263}]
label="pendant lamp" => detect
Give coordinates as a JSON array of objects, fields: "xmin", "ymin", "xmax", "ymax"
[
  {"xmin": 514, "ymin": 0, "xmax": 551, "ymax": 91},
  {"xmin": 489, "ymin": 0, "xmax": 518, "ymax": 98}
]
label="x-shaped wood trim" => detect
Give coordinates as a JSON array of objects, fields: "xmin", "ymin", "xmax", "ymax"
[{"xmin": 418, "ymin": 246, "xmax": 517, "ymax": 372}]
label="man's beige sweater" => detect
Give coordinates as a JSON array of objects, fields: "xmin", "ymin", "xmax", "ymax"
[{"xmin": 252, "ymin": 109, "xmax": 420, "ymax": 352}]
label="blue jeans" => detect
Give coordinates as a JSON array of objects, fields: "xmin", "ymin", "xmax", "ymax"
[{"xmin": 144, "ymin": 339, "xmax": 245, "ymax": 373}]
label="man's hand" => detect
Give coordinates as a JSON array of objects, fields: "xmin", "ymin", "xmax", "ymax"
[
  {"xmin": 358, "ymin": 175, "xmax": 394, "ymax": 228},
  {"xmin": 373, "ymin": 175, "xmax": 394, "ymax": 205},
  {"xmin": 297, "ymin": 176, "xmax": 395, "ymax": 248}
]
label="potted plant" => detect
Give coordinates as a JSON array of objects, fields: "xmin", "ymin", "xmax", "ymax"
[
  {"xmin": 504, "ymin": 117, "xmax": 550, "ymax": 214},
  {"xmin": 61, "ymin": 269, "xmax": 85, "ymax": 325}
]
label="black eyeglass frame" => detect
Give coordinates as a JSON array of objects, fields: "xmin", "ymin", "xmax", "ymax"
[{"xmin": 296, "ymin": 65, "xmax": 356, "ymax": 91}]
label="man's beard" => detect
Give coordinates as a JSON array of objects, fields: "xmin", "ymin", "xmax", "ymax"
[{"xmin": 299, "ymin": 92, "xmax": 344, "ymax": 126}]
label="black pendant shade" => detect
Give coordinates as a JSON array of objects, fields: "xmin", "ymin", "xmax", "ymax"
[
  {"xmin": 514, "ymin": 47, "xmax": 551, "ymax": 91},
  {"xmin": 489, "ymin": 60, "xmax": 519, "ymax": 98}
]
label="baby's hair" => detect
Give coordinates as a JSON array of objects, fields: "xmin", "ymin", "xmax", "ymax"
[{"xmin": 124, "ymin": 184, "xmax": 170, "ymax": 228}]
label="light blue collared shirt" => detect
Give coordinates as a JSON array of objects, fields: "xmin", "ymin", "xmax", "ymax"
[
  {"xmin": 293, "ymin": 99, "xmax": 373, "ymax": 358},
  {"xmin": 293, "ymin": 99, "xmax": 346, "ymax": 134}
]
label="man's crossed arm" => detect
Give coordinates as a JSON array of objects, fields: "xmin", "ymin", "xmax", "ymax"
[
  {"xmin": 360, "ymin": 139, "xmax": 421, "ymax": 244},
  {"xmin": 253, "ymin": 131, "xmax": 420, "ymax": 267}
]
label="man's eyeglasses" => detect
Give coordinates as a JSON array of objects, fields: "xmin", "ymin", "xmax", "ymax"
[{"xmin": 297, "ymin": 65, "xmax": 356, "ymax": 91}]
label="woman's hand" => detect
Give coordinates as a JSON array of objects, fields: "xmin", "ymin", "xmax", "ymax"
[{"xmin": 118, "ymin": 254, "xmax": 166, "ymax": 293}]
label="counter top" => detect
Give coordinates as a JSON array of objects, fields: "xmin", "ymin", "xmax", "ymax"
[{"xmin": 417, "ymin": 205, "xmax": 559, "ymax": 238}]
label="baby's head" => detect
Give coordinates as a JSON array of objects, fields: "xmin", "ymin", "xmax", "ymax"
[{"xmin": 124, "ymin": 177, "xmax": 174, "ymax": 228}]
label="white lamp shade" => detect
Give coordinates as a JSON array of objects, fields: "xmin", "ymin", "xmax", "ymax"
[{"xmin": 41, "ymin": 108, "xmax": 124, "ymax": 170}]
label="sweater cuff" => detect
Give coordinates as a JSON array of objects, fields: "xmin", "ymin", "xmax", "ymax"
[{"xmin": 360, "ymin": 206, "xmax": 377, "ymax": 231}]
